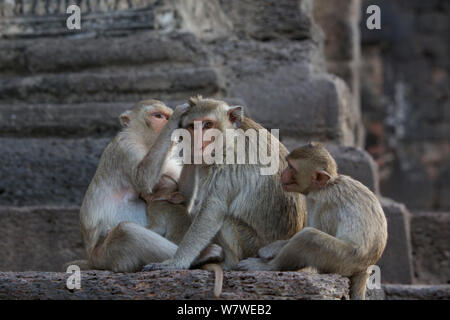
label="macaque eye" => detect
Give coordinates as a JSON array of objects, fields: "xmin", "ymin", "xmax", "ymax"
[
  {"xmin": 152, "ymin": 112, "xmax": 166, "ymax": 119},
  {"xmin": 187, "ymin": 123, "xmax": 195, "ymax": 130},
  {"xmin": 203, "ymin": 121, "xmax": 214, "ymax": 129}
]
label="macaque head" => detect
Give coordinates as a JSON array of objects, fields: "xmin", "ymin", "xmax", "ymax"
[
  {"xmin": 281, "ymin": 142, "xmax": 337, "ymax": 195},
  {"xmin": 180, "ymin": 95, "xmax": 243, "ymax": 158},
  {"xmin": 119, "ymin": 99, "xmax": 173, "ymax": 134}
]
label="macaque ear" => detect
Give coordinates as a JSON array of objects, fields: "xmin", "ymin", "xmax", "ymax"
[
  {"xmin": 312, "ymin": 170, "xmax": 331, "ymax": 188},
  {"xmin": 119, "ymin": 110, "xmax": 132, "ymax": 128},
  {"xmin": 227, "ymin": 106, "xmax": 243, "ymax": 128},
  {"xmin": 168, "ymin": 192, "xmax": 186, "ymax": 204}
]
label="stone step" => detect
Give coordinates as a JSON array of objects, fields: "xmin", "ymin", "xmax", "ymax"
[
  {"xmin": 0, "ymin": 98, "xmax": 246, "ymax": 138},
  {"xmin": 0, "ymin": 67, "xmax": 219, "ymax": 104},
  {"xmin": 0, "ymin": 4, "xmax": 173, "ymax": 38},
  {"xmin": 0, "ymin": 31, "xmax": 206, "ymax": 74},
  {"xmin": 0, "ymin": 206, "xmax": 82, "ymax": 272},
  {"xmin": 0, "ymin": 270, "xmax": 349, "ymax": 299},
  {"xmin": 0, "ymin": 137, "xmax": 109, "ymax": 206},
  {"xmin": 0, "ymin": 102, "xmax": 130, "ymax": 137}
]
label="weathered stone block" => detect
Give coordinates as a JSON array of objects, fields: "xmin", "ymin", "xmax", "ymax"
[
  {"xmin": 217, "ymin": 0, "xmax": 315, "ymax": 41},
  {"xmin": 314, "ymin": 0, "xmax": 360, "ymax": 62},
  {"xmin": 411, "ymin": 212, "xmax": 450, "ymax": 284},
  {"xmin": 0, "ymin": 138, "xmax": 109, "ymax": 206},
  {"xmin": 0, "ymin": 98, "xmax": 246, "ymax": 137},
  {"xmin": 0, "ymin": 270, "xmax": 350, "ymax": 299},
  {"xmin": 436, "ymin": 166, "xmax": 450, "ymax": 209},
  {"xmin": 326, "ymin": 144, "xmax": 379, "ymax": 194},
  {"xmin": 228, "ymin": 62, "xmax": 356, "ymax": 145},
  {"xmin": 0, "ymin": 32, "xmax": 207, "ymax": 74},
  {"xmin": 377, "ymin": 198, "xmax": 413, "ymax": 284},
  {"xmin": 0, "ymin": 67, "xmax": 218, "ymax": 104},
  {"xmin": 0, "ymin": 206, "xmax": 83, "ymax": 272},
  {"xmin": 0, "ymin": 102, "xmax": 129, "ymax": 137}
]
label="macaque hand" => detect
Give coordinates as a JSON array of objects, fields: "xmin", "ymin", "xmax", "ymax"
[
  {"xmin": 141, "ymin": 259, "xmax": 184, "ymax": 272},
  {"xmin": 170, "ymin": 103, "xmax": 190, "ymax": 122},
  {"xmin": 236, "ymin": 258, "xmax": 273, "ymax": 271}
]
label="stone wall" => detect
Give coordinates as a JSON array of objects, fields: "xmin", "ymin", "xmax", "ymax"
[
  {"xmin": 0, "ymin": 0, "xmax": 151, "ymax": 16},
  {"xmin": 360, "ymin": 0, "xmax": 450, "ymax": 211},
  {"xmin": 0, "ymin": 0, "xmax": 360, "ymax": 208},
  {"xmin": 1, "ymin": 0, "xmax": 446, "ymax": 296}
]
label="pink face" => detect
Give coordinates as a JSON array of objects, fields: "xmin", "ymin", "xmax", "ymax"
[
  {"xmin": 185, "ymin": 117, "xmax": 218, "ymax": 152},
  {"xmin": 281, "ymin": 160, "xmax": 302, "ymax": 193},
  {"xmin": 149, "ymin": 111, "xmax": 171, "ymax": 133},
  {"xmin": 281, "ymin": 158, "xmax": 331, "ymax": 194}
]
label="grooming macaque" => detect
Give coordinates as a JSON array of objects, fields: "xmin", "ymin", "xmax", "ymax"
[
  {"xmin": 237, "ymin": 143, "xmax": 387, "ymax": 300},
  {"xmin": 142, "ymin": 96, "xmax": 306, "ymax": 272},
  {"xmin": 66, "ymin": 99, "xmax": 222, "ymax": 273}
]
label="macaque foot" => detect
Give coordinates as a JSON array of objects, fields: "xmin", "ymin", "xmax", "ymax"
[
  {"xmin": 142, "ymin": 260, "xmax": 181, "ymax": 272},
  {"xmin": 236, "ymin": 258, "xmax": 273, "ymax": 271},
  {"xmin": 258, "ymin": 240, "xmax": 289, "ymax": 260}
]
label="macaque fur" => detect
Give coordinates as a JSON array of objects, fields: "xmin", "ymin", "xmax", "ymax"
[
  {"xmin": 142, "ymin": 96, "xmax": 306, "ymax": 272},
  {"xmin": 237, "ymin": 143, "xmax": 388, "ymax": 300}
]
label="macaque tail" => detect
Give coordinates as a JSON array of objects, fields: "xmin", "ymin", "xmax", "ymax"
[{"xmin": 201, "ymin": 263, "xmax": 224, "ymax": 299}]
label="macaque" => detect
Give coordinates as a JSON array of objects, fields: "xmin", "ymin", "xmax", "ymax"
[
  {"xmin": 72, "ymin": 100, "xmax": 179, "ymax": 272},
  {"xmin": 142, "ymin": 96, "xmax": 306, "ymax": 272},
  {"xmin": 237, "ymin": 142, "xmax": 388, "ymax": 300},
  {"xmin": 64, "ymin": 100, "xmax": 222, "ymax": 272}
]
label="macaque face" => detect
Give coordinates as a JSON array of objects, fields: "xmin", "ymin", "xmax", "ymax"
[
  {"xmin": 185, "ymin": 116, "xmax": 218, "ymax": 152},
  {"xmin": 281, "ymin": 158, "xmax": 331, "ymax": 194},
  {"xmin": 281, "ymin": 160, "xmax": 303, "ymax": 193},
  {"xmin": 281, "ymin": 159, "xmax": 315, "ymax": 194},
  {"xmin": 147, "ymin": 109, "xmax": 171, "ymax": 133},
  {"xmin": 180, "ymin": 103, "xmax": 242, "ymax": 163}
]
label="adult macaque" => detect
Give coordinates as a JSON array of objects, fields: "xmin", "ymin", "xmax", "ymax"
[
  {"xmin": 237, "ymin": 143, "xmax": 388, "ymax": 300},
  {"xmin": 142, "ymin": 96, "xmax": 306, "ymax": 271},
  {"xmin": 66, "ymin": 99, "xmax": 221, "ymax": 272}
]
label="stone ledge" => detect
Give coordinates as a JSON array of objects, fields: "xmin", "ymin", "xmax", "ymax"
[
  {"xmin": 382, "ymin": 284, "xmax": 450, "ymax": 300},
  {"xmin": 0, "ymin": 270, "xmax": 349, "ymax": 300}
]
